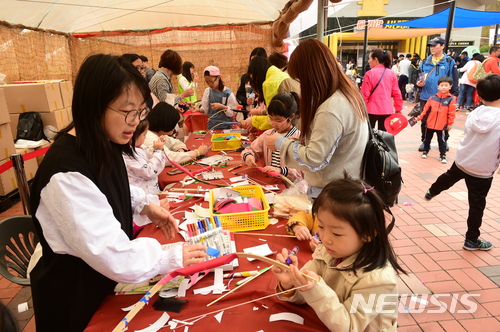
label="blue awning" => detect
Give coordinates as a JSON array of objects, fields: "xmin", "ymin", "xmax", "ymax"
[{"xmin": 385, "ymin": 7, "xmax": 500, "ymax": 29}]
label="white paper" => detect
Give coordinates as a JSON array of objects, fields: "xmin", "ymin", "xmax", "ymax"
[
  {"xmin": 265, "ymin": 193, "xmax": 275, "ymax": 204},
  {"xmin": 121, "ymin": 303, "xmax": 136, "ymax": 311},
  {"xmin": 214, "ymin": 311, "xmax": 224, "ymax": 323},
  {"xmin": 135, "ymin": 312, "xmax": 170, "ymax": 332},
  {"xmin": 231, "ymin": 180, "xmax": 250, "ymax": 187},
  {"xmin": 243, "ymin": 244, "xmax": 274, "ymax": 261},
  {"xmin": 177, "ymin": 278, "xmax": 190, "ymax": 298},
  {"xmin": 159, "ymin": 289, "xmax": 178, "ymax": 298},
  {"xmin": 193, "ymin": 204, "xmax": 211, "ymax": 218},
  {"xmin": 229, "ymin": 175, "xmax": 247, "ymax": 183},
  {"xmin": 193, "ymin": 284, "xmax": 227, "ymax": 295},
  {"xmin": 269, "ymin": 312, "xmax": 304, "ymax": 325}
]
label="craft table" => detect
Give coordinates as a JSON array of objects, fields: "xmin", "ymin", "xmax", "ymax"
[{"xmin": 84, "ymin": 131, "xmax": 328, "ymax": 331}]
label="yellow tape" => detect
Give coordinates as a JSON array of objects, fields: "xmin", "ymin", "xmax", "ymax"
[
  {"xmin": 4, "ymin": 148, "xmax": 9, "ymax": 160},
  {"xmin": 21, "ymin": 105, "xmax": 26, "ymax": 113}
]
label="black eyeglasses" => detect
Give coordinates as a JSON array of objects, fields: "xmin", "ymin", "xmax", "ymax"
[
  {"xmin": 107, "ymin": 106, "xmax": 150, "ymax": 124},
  {"xmin": 134, "ymin": 65, "xmax": 146, "ymax": 71}
]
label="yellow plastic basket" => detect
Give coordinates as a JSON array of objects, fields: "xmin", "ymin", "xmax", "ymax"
[
  {"xmin": 211, "ymin": 133, "xmax": 242, "ymax": 151},
  {"xmin": 209, "ymin": 185, "xmax": 270, "ymax": 232}
]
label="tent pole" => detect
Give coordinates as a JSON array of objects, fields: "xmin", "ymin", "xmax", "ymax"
[
  {"xmin": 444, "ymin": 0, "xmax": 456, "ymax": 54},
  {"xmin": 361, "ymin": 20, "xmax": 369, "ymax": 76},
  {"xmin": 317, "ymin": 0, "xmax": 325, "ymax": 41},
  {"xmin": 494, "ymin": 24, "xmax": 499, "ymax": 46}
]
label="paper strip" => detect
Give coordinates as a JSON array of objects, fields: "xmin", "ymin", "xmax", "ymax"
[
  {"xmin": 243, "ymin": 244, "xmax": 274, "ymax": 261},
  {"xmin": 134, "ymin": 312, "xmax": 170, "ymax": 332},
  {"xmin": 269, "ymin": 312, "xmax": 304, "ymax": 325},
  {"xmin": 177, "ymin": 278, "xmax": 190, "ymax": 298},
  {"xmin": 214, "ymin": 311, "xmax": 224, "ymax": 323}
]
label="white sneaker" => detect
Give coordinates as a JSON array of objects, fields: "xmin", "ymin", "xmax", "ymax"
[{"xmin": 440, "ymin": 156, "xmax": 447, "ymax": 164}]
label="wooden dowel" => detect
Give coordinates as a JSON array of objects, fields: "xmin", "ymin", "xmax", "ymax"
[{"xmin": 234, "ymin": 232, "xmax": 295, "ymax": 238}]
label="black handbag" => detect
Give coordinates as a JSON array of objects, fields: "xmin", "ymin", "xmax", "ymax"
[
  {"xmin": 408, "ymin": 103, "xmax": 422, "ymax": 118},
  {"xmin": 361, "ymin": 102, "xmax": 402, "ymax": 233}
]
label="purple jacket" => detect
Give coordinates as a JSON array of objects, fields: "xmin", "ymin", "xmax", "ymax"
[{"xmin": 361, "ymin": 64, "xmax": 403, "ymax": 115}]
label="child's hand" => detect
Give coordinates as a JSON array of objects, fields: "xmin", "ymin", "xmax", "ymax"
[
  {"xmin": 197, "ymin": 144, "xmax": 209, "ymax": 156},
  {"xmin": 265, "ymin": 133, "xmax": 281, "ymax": 152},
  {"xmin": 244, "ymin": 155, "xmax": 257, "ymax": 167},
  {"xmin": 210, "ymin": 102, "xmax": 226, "ymax": 110},
  {"xmin": 289, "ymin": 266, "xmax": 320, "ymax": 292},
  {"xmin": 292, "ymin": 225, "xmax": 311, "ymax": 241},
  {"xmin": 447, "ymin": 125, "xmax": 452, "ymax": 131},
  {"xmin": 181, "ymin": 244, "xmax": 207, "ymax": 267},
  {"xmin": 262, "ymin": 166, "xmax": 281, "ymax": 175},
  {"xmin": 309, "ymin": 237, "xmax": 320, "ymax": 252},
  {"xmin": 153, "ymin": 136, "xmax": 166, "ymax": 150},
  {"xmin": 271, "ymin": 248, "xmax": 298, "ymax": 290},
  {"xmin": 159, "ymin": 198, "xmax": 170, "ymax": 211}
]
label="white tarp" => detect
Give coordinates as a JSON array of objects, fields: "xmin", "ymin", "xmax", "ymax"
[{"xmin": 0, "ymin": 0, "xmax": 291, "ymax": 33}]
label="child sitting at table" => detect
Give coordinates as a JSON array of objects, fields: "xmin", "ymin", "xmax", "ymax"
[
  {"xmin": 241, "ymin": 92, "xmax": 303, "ymax": 183},
  {"xmin": 200, "ymin": 66, "xmax": 238, "ymax": 130},
  {"xmin": 124, "ymin": 119, "xmax": 167, "ymax": 196},
  {"xmin": 272, "ymin": 175, "xmax": 405, "ymax": 331},
  {"xmin": 145, "ymin": 102, "xmax": 208, "ymax": 165}
]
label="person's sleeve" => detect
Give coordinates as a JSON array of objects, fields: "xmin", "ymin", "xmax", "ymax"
[
  {"xmin": 449, "ymin": 61, "xmax": 459, "ymax": 96},
  {"xmin": 251, "ymin": 115, "xmax": 273, "ymax": 130},
  {"xmin": 35, "ymin": 172, "xmax": 183, "ymax": 284},
  {"xmin": 416, "ymin": 100, "xmax": 431, "ymax": 122},
  {"xmin": 179, "ymin": 76, "xmax": 191, "ymax": 91},
  {"xmin": 124, "ymin": 151, "xmax": 165, "ymax": 181},
  {"xmin": 246, "ymin": 131, "xmax": 267, "ymax": 162},
  {"xmin": 285, "ymin": 212, "xmax": 315, "ymax": 235},
  {"xmin": 224, "ymin": 92, "xmax": 238, "ymax": 117},
  {"xmin": 299, "ymin": 270, "xmax": 398, "ymax": 332},
  {"xmin": 153, "ymin": 79, "xmax": 169, "ymax": 103},
  {"xmin": 165, "ymin": 135, "xmax": 187, "ymax": 152},
  {"xmin": 448, "ymin": 97, "xmax": 456, "ymax": 127},
  {"xmin": 163, "ymin": 147, "xmax": 191, "ymax": 164},
  {"xmin": 201, "ymin": 88, "xmax": 210, "ymax": 114},
  {"xmin": 236, "ymin": 74, "xmax": 248, "ymax": 106},
  {"xmin": 129, "ymin": 184, "xmax": 159, "ymax": 226},
  {"xmin": 359, "ymin": 71, "xmax": 372, "ymax": 103},
  {"xmin": 279, "ymin": 111, "xmax": 341, "ymax": 172},
  {"xmin": 485, "ymin": 58, "xmax": 500, "ymax": 74},
  {"xmin": 391, "ymin": 75, "xmax": 403, "ymax": 112},
  {"xmin": 459, "ymin": 61, "xmax": 471, "ymax": 73}
]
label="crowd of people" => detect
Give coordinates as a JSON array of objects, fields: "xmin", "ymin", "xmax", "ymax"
[{"xmin": 24, "ymin": 36, "xmax": 500, "ymax": 332}]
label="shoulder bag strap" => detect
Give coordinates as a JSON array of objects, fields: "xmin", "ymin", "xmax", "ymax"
[{"xmin": 369, "ymin": 68, "xmax": 387, "ymax": 97}]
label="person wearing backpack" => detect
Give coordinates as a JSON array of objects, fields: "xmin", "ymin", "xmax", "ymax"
[
  {"xmin": 416, "ymin": 37, "xmax": 459, "ymax": 152},
  {"xmin": 457, "ymin": 53, "xmax": 483, "ymax": 111},
  {"xmin": 480, "ymin": 46, "xmax": 500, "ymax": 77}
]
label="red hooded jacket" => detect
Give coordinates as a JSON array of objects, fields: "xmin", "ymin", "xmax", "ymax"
[{"xmin": 417, "ymin": 91, "xmax": 456, "ymax": 130}]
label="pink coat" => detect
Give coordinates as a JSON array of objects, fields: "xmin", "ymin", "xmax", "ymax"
[
  {"xmin": 241, "ymin": 126, "xmax": 303, "ymax": 183},
  {"xmin": 361, "ymin": 64, "xmax": 403, "ymax": 115}
]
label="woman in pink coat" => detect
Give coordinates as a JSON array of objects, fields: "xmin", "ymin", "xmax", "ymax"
[{"xmin": 361, "ymin": 49, "xmax": 403, "ymax": 131}]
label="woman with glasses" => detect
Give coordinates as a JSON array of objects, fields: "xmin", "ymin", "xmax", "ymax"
[
  {"xmin": 29, "ymin": 54, "xmax": 207, "ymax": 332},
  {"xmin": 200, "ymin": 65, "xmax": 238, "ymax": 130},
  {"xmin": 265, "ymin": 38, "xmax": 369, "ymax": 199},
  {"xmin": 241, "ymin": 92, "xmax": 303, "ymax": 184},
  {"xmin": 121, "ymin": 53, "xmax": 159, "ymax": 110}
]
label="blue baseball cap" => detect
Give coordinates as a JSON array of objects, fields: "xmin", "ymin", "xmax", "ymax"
[{"xmin": 428, "ymin": 37, "xmax": 445, "ymax": 46}]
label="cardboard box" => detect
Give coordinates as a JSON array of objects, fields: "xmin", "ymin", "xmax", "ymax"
[
  {"xmin": 0, "ymin": 161, "xmax": 17, "ymax": 196},
  {"xmin": 41, "ymin": 109, "xmax": 68, "ymax": 133},
  {"xmin": 15, "ymin": 148, "xmax": 39, "ymax": 181},
  {"xmin": 0, "ymin": 123, "xmax": 16, "ymax": 161},
  {"xmin": 9, "ymin": 114, "xmax": 18, "ymax": 138},
  {"xmin": 0, "ymin": 89, "xmax": 10, "ymax": 125},
  {"xmin": 2, "ymin": 82, "xmax": 64, "ymax": 113},
  {"xmin": 59, "ymin": 81, "xmax": 73, "ymax": 109}
]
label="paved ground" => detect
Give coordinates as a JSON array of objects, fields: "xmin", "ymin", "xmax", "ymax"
[{"xmin": 1, "ymin": 100, "xmax": 500, "ymax": 332}]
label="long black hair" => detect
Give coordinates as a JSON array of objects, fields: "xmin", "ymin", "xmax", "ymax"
[
  {"xmin": 312, "ymin": 174, "xmax": 405, "ymax": 275},
  {"xmin": 247, "ymin": 57, "xmax": 272, "ymax": 101},
  {"xmin": 57, "ymin": 54, "xmax": 150, "ymax": 176},
  {"xmin": 182, "ymin": 61, "xmax": 194, "ymax": 82}
]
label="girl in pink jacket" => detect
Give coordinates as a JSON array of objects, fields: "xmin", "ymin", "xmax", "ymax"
[
  {"xmin": 241, "ymin": 92, "xmax": 303, "ymax": 183},
  {"xmin": 361, "ymin": 49, "xmax": 403, "ymax": 131}
]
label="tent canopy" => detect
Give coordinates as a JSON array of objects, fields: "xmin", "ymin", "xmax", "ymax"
[
  {"xmin": 341, "ymin": 27, "xmax": 448, "ymax": 40},
  {"xmin": 385, "ymin": 7, "xmax": 500, "ymax": 29},
  {"xmin": 0, "ymin": 0, "xmax": 291, "ymax": 34}
]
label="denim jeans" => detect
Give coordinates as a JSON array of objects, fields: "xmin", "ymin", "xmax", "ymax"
[{"xmin": 457, "ymin": 84, "xmax": 475, "ymax": 107}]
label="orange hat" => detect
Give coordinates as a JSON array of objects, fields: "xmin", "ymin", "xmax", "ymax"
[{"xmin": 384, "ymin": 113, "xmax": 408, "ymax": 135}]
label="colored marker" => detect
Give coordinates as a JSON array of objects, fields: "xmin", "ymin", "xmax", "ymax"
[
  {"xmin": 223, "ymin": 271, "xmax": 259, "ymax": 278},
  {"xmin": 227, "ymin": 164, "xmax": 243, "ymax": 172},
  {"xmin": 285, "ymin": 246, "xmax": 300, "ymax": 265},
  {"xmin": 235, "ymin": 266, "xmax": 271, "ymax": 286}
]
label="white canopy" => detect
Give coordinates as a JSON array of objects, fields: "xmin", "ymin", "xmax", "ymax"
[{"xmin": 0, "ymin": 0, "xmax": 291, "ymax": 34}]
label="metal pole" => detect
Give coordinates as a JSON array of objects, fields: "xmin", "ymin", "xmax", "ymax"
[
  {"xmin": 494, "ymin": 24, "xmax": 499, "ymax": 46},
  {"xmin": 361, "ymin": 20, "xmax": 369, "ymax": 76},
  {"xmin": 10, "ymin": 154, "xmax": 31, "ymax": 215},
  {"xmin": 316, "ymin": 0, "xmax": 324, "ymax": 41},
  {"xmin": 444, "ymin": 0, "xmax": 456, "ymax": 54}
]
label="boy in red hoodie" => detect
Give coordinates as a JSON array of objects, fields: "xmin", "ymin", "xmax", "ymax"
[{"xmin": 414, "ymin": 76, "xmax": 456, "ymax": 163}]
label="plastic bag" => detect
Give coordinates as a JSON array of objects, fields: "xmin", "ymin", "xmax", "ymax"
[{"xmin": 272, "ymin": 184, "xmax": 312, "ymax": 219}]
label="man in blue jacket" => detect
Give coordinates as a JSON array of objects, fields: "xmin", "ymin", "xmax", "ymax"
[{"xmin": 416, "ymin": 37, "xmax": 459, "ymax": 151}]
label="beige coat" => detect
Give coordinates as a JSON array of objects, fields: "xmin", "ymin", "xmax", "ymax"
[{"xmin": 277, "ymin": 245, "xmax": 399, "ymax": 332}]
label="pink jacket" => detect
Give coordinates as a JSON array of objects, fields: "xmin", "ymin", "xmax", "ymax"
[
  {"xmin": 361, "ymin": 64, "xmax": 403, "ymax": 115},
  {"xmin": 241, "ymin": 126, "xmax": 303, "ymax": 182}
]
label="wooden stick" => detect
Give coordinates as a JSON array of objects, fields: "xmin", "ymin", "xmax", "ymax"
[
  {"xmin": 206, "ymin": 266, "xmax": 272, "ymax": 307},
  {"xmin": 234, "ymin": 232, "xmax": 295, "ymax": 238}
]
